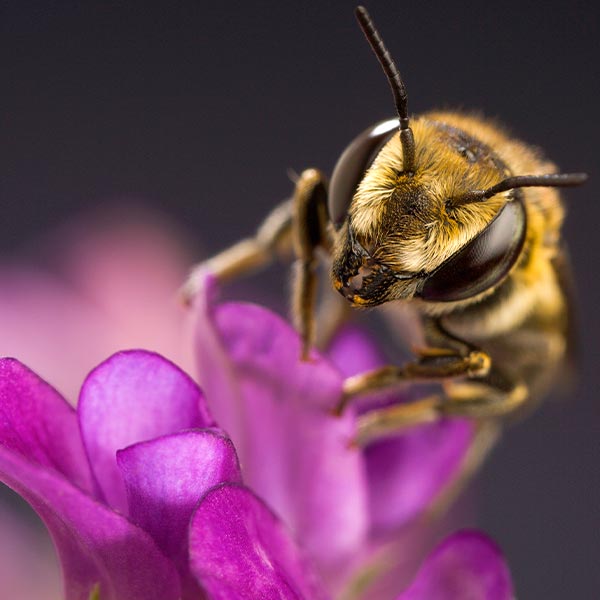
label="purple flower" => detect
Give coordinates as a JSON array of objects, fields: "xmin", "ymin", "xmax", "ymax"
[
  {"xmin": 399, "ymin": 530, "xmax": 513, "ymax": 600},
  {"xmin": 191, "ymin": 272, "xmax": 514, "ymax": 598},
  {"xmin": 0, "ymin": 266, "xmax": 514, "ymax": 599},
  {"xmin": 0, "ymin": 351, "xmax": 513, "ymax": 600},
  {"xmin": 0, "ymin": 350, "xmax": 203, "ymax": 600},
  {"xmin": 0, "ymin": 351, "xmax": 328, "ymax": 599}
]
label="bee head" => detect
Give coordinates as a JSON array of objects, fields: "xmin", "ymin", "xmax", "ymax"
[
  {"xmin": 329, "ymin": 6, "xmax": 586, "ymax": 309},
  {"xmin": 329, "ymin": 117, "xmax": 529, "ymax": 307}
]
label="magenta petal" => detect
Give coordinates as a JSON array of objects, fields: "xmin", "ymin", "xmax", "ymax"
[
  {"xmin": 117, "ymin": 430, "xmax": 241, "ymax": 573},
  {"xmin": 327, "ymin": 326, "xmax": 386, "ymax": 376},
  {"xmin": 0, "ymin": 358, "xmax": 92, "ymax": 492},
  {"xmin": 194, "ymin": 276, "xmax": 369, "ymax": 563},
  {"xmin": 0, "ymin": 447, "xmax": 180, "ymax": 600},
  {"xmin": 366, "ymin": 420, "xmax": 473, "ymax": 531},
  {"xmin": 189, "ymin": 483, "xmax": 329, "ymax": 600},
  {"xmin": 398, "ymin": 530, "xmax": 514, "ymax": 600},
  {"xmin": 78, "ymin": 350, "xmax": 214, "ymax": 512}
]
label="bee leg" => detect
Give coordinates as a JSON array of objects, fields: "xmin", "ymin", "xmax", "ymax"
[
  {"xmin": 290, "ymin": 169, "xmax": 332, "ymax": 359},
  {"xmin": 352, "ymin": 393, "xmax": 444, "ymax": 444},
  {"xmin": 352, "ymin": 372, "xmax": 528, "ymax": 446},
  {"xmin": 181, "ymin": 198, "xmax": 294, "ymax": 303},
  {"xmin": 440, "ymin": 373, "xmax": 530, "ymax": 419},
  {"xmin": 337, "ymin": 349, "xmax": 491, "ymax": 414}
]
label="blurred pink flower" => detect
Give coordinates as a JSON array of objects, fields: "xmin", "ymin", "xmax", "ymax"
[{"xmin": 0, "ymin": 208, "xmax": 195, "ymax": 403}]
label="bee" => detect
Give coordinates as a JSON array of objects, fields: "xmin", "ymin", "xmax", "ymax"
[{"xmin": 184, "ymin": 6, "xmax": 586, "ymax": 454}]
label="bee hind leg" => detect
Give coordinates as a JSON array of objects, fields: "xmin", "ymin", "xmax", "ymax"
[
  {"xmin": 345, "ymin": 367, "xmax": 527, "ymax": 517},
  {"xmin": 351, "ymin": 375, "xmax": 527, "ymax": 517},
  {"xmin": 351, "ymin": 370, "xmax": 528, "ymax": 447}
]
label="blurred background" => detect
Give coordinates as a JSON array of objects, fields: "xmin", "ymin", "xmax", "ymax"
[{"xmin": 1, "ymin": 0, "xmax": 599, "ymax": 597}]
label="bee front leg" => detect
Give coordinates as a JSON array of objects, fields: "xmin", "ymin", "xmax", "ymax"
[{"xmin": 290, "ymin": 169, "xmax": 333, "ymax": 359}]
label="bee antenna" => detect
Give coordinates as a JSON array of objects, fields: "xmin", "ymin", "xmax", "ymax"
[
  {"xmin": 454, "ymin": 173, "xmax": 589, "ymax": 206},
  {"xmin": 355, "ymin": 6, "xmax": 416, "ymax": 173}
]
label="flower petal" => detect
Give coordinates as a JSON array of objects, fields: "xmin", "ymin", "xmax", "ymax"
[
  {"xmin": 0, "ymin": 358, "xmax": 92, "ymax": 492},
  {"xmin": 117, "ymin": 429, "xmax": 241, "ymax": 594},
  {"xmin": 398, "ymin": 530, "xmax": 514, "ymax": 600},
  {"xmin": 327, "ymin": 327, "xmax": 473, "ymax": 531},
  {"xmin": 326, "ymin": 326, "xmax": 385, "ymax": 377},
  {"xmin": 189, "ymin": 483, "xmax": 329, "ymax": 600},
  {"xmin": 78, "ymin": 350, "xmax": 214, "ymax": 512},
  {"xmin": 326, "ymin": 325, "xmax": 402, "ymax": 415},
  {"xmin": 194, "ymin": 275, "xmax": 369, "ymax": 564},
  {"xmin": 365, "ymin": 421, "xmax": 473, "ymax": 531},
  {"xmin": 0, "ymin": 445, "xmax": 180, "ymax": 600}
]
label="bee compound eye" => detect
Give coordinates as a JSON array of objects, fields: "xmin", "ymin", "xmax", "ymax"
[
  {"xmin": 419, "ymin": 198, "xmax": 527, "ymax": 302},
  {"xmin": 328, "ymin": 119, "xmax": 398, "ymax": 229}
]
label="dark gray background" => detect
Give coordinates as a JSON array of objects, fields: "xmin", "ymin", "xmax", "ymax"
[{"xmin": 2, "ymin": 1, "xmax": 599, "ymax": 597}]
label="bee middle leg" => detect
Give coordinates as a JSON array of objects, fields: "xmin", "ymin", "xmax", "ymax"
[
  {"xmin": 337, "ymin": 316, "xmax": 528, "ymax": 430},
  {"xmin": 351, "ymin": 369, "xmax": 528, "ymax": 447},
  {"xmin": 181, "ymin": 198, "xmax": 294, "ymax": 303}
]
